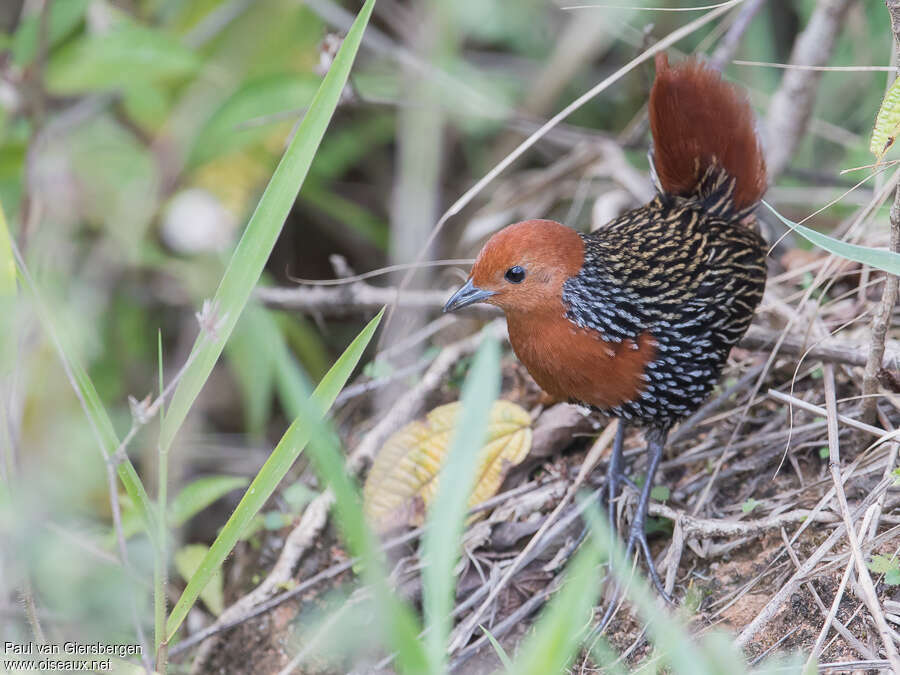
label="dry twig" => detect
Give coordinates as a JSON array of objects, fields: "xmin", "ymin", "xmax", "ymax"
[
  {"xmin": 862, "ymin": 12, "xmax": 900, "ymax": 423},
  {"xmin": 821, "ymin": 363, "xmax": 900, "ymax": 670}
]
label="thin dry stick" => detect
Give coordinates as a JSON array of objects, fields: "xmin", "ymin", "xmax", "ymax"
[
  {"xmin": 764, "ymin": 0, "xmax": 857, "ymax": 179},
  {"xmin": 447, "ymin": 420, "xmax": 620, "ymax": 654},
  {"xmin": 647, "ymin": 502, "xmax": 839, "ymax": 538},
  {"xmin": 767, "ymin": 390, "xmax": 886, "ymax": 438},
  {"xmin": 258, "ymin": 283, "xmax": 900, "ymax": 369},
  {"xmin": 804, "ymin": 505, "xmax": 878, "ymax": 669},
  {"xmin": 862, "ymin": 139, "xmax": 900, "ymax": 422},
  {"xmin": 708, "ymin": 0, "xmax": 766, "ymax": 70},
  {"xmin": 735, "ymin": 473, "xmax": 893, "ymax": 647},
  {"xmin": 822, "ymin": 363, "xmax": 900, "ymax": 671},
  {"xmin": 17, "ymin": 579, "xmax": 46, "ymax": 645},
  {"xmin": 735, "ymin": 60, "xmax": 899, "ymax": 73},
  {"xmin": 867, "ymin": 409, "xmax": 900, "ymax": 541}
]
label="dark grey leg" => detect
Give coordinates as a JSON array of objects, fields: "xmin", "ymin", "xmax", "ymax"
[
  {"xmin": 593, "ymin": 426, "xmax": 672, "ymax": 636},
  {"xmin": 605, "ymin": 421, "xmax": 627, "ymax": 534},
  {"xmin": 621, "ymin": 428, "xmax": 670, "ymax": 600}
]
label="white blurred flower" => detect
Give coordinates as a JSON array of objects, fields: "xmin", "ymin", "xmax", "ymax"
[{"xmin": 161, "ymin": 188, "xmax": 237, "ymax": 255}]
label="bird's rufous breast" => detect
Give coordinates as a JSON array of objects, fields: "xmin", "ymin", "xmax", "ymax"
[{"xmin": 505, "ymin": 300, "xmax": 656, "ymax": 410}]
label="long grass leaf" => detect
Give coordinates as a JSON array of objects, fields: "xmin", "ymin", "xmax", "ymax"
[
  {"xmin": 582, "ymin": 502, "xmax": 717, "ymax": 675},
  {"xmin": 422, "ymin": 336, "xmax": 500, "ymax": 673},
  {"xmin": 296, "ymin": 335, "xmax": 428, "ymax": 674},
  {"xmin": 0, "ymin": 203, "xmax": 14, "ymax": 296},
  {"xmin": 158, "ymin": 0, "xmax": 376, "ymax": 455},
  {"xmin": 763, "ymin": 200, "xmax": 900, "ymax": 274},
  {"xmin": 165, "ymin": 309, "xmax": 383, "ymax": 639},
  {"xmin": 507, "ymin": 507, "xmax": 604, "ymax": 675},
  {"xmin": 12, "ymin": 243, "xmax": 157, "ymax": 540}
]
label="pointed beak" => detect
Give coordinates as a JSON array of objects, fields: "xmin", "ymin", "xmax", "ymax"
[{"xmin": 443, "ymin": 278, "xmax": 495, "ymax": 313}]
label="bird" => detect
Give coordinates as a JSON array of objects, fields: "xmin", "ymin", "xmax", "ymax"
[{"xmin": 443, "ymin": 53, "xmax": 768, "ymax": 597}]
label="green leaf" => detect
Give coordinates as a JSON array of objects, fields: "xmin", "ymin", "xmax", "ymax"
[
  {"xmin": 226, "ymin": 306, "xmax": 278, "ymax": 437},
  {"xmin": 763, "ymin": 200, "xmax": 900, "ymax": 276},
  {"xmin": 169, "ymin": 475, "xmax": 249, "ymax": 527},
  {"xmin": 14, "ymin": 252, "xmax": 157, "ymax": 543},
  {"xmin": 46, "ymin": 23, "xmax": 199, "ymax": 94},
  {"xmin": 174, "ymin": 545, "xmax": 224, "ymax": 616},
  {"xmin": 868, "ymin": 554, "xmax": 900, "ymax": 585},
  {"xmin": 11, "ymin": 0, "xmax": 89, "ymax": 66},
  {"xmin": 871, "ymin": 76, "xmax": 900, "ymax": 160},
  {"xmin": 480, "ymin": 624, "xmax": 514, "ymax": 673},
  {"xmin": 819, "ymin": 447, "xmax": 830, "ymax": 459},
  {"xmin": 582, "ymin": 502, "xmax": 717, "ymax": 675},
  {"xmin": 190, "ymin": 73, "xmax": 321, "ymax": 166},
  {"xmin": 0, "ymin": 201, "xmax": 16, "ymax": 296},
  {"xmin": 650, "ymin": 485, "xmax": 670, "ymax": 502},
  {"xmin": 159, "ymin": 0, "xmax": 376, "ymax": 457},
  {"xmin": 422, "ymin": 337, "xmax": 501, "ymax": 673},
  {"xmin": 0, "ymin": 203, "xmax": 16, "ymax": 374},
  {"xmin": 165, "ymin": 308, "xmax": 383, "ymax": 641},
  {"xmin": 741, "ymin": 498, "xmax": 760, "ymax": 514},
  {"xmin": 282, "ymin": 481, "xmax": 317, "ymax": 511}
]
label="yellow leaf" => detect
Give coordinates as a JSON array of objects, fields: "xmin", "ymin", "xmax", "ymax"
[
  {"xmin": 871, "ymin": 76, "xmax": 900, "ymax": 161},
  {"xmin": 363, "ymin": 400, "xmax": 532, "ymax": 531},
  {"xmin": 174, "ymin": 544, "xmax": 224, "ymax": 616}
]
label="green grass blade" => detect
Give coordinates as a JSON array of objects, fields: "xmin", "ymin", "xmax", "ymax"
[
  {"xmin": 295, "ymin": 342, "xmax": 428, "ymax": 674},
  {"xmin": 507, "ymin": 509, "xmax": 604, "ymax": 675},
  {"xmin": 581, "ymin": 502, "xmax": 716, "ymax": 675},
  {"xmin": 158, "ymin": 0, "xmax": 377, "ymax": 456},
  {"xmin": 154, "ymin": 331, "xmax": 167, "ymax": 653},
  {"xmin": 0, "ymin": 202, "xmax": 16, "ymax": 479},
  {"xmin": 763, "ymin": 200, "xmax": 900, "ymax": 274},
  {"xmin": 13, "ymin": 247, "xmax": 157, "ymax": 541},
  {"xmin": 165, "ymin": 309, "xmax": 383, "ymax": 640},
  {"xmin": 0, "ymin": 203, "xmax": 15, "ymax": 295},
  {"xmin": 480, "ymin": 624, "xmax": 514, "ymax": 673},
  {"xmin": 422, "ymin": 336, "xmax": 500, "ymax": 673}
]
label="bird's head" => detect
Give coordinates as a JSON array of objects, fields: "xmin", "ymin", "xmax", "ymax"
[{"xmin": 443, "ymin": 219, "xmax": 584, "ymax": 317}]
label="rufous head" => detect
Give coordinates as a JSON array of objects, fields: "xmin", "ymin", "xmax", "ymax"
[{"xmin": 443, "ymin": 219, "xmax": 584, "ymax": 316}]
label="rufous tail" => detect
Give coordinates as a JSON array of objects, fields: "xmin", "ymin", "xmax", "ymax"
[{"xmin": 649, "ymin": 53, "xmax": 766, "ymax": 216}]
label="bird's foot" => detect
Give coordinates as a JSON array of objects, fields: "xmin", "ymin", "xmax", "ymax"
[{"xmin": 622, "ymin": 520, "xmax": 673, "ymax": 604}]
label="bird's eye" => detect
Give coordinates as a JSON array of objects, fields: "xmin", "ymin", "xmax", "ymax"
[{"xmin": 504, "ymin": 265, "xmax": 526, "ymax": 284}]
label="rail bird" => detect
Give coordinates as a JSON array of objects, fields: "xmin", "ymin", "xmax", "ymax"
[{"xmin": 443, "ymin": 53, "xmax": 767, "ymax": 594}]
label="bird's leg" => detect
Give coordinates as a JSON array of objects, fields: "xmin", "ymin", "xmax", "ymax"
[
  {"xmin": 621, "ymin": 427, "xmax": 671, "ymax": 601},
  {"xmin": 592, "ymin": 427, "xmax": 671, "ymax": 637},
  {"xmin": 605, "ymin": 421, "xmax": 627, "ymax": 535}
]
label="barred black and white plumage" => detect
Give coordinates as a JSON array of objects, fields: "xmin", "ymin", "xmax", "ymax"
[{"xmin": 562, "ymin": 166, "xmax": 767, "ymax": 426}]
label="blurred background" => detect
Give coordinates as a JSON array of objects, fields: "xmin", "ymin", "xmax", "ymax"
[{"xmin": 0, "ymin": 0, "xmax": 895, "ymax": 669}]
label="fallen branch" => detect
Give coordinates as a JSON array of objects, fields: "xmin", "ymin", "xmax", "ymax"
[
  {"xmin": 257, "ymin": 282, "xmax": 900, "ymax": 370},
  {"xmin": 647, "ymin": 503, "xmax": 839, "ymax": 539}
]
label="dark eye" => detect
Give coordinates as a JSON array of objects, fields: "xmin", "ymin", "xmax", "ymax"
[{"xmin": 504, "ymin": 265, "xmax": 525, "ymax": 284}]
